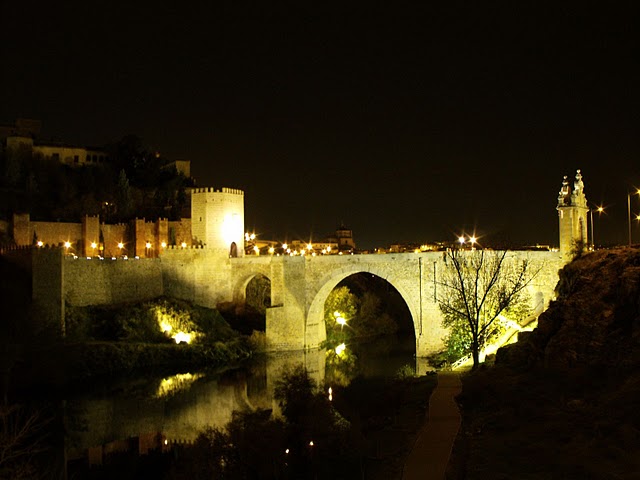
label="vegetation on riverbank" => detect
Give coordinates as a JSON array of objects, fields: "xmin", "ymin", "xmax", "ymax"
[
  {"xmin": 448, "ymin": 247, "xmax": 640, "ymax": 478},
  {"xmin": 10, "ymin": 297, "xmax": 254, "ymax": 391}
]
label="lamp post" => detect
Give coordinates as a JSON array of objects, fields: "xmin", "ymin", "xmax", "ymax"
[
  {"xmin": 590, "ymin": 206, "xmax": 604, "ymax": 250},
  {"xmin": 628, "ymin": 193, "xmax": 632, "ymax": 247},
  {"xmin": 628, "ymin": 190, "xmax": 640, "ymax": 246}
]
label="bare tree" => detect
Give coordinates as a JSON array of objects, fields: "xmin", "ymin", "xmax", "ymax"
[
  {"xmin": 0, "ymin": 404, "xmax": 50, "ymax": 479},
  {"xmin": 437, "ymin": 249, "xmax": 540, "ymax": 368}
]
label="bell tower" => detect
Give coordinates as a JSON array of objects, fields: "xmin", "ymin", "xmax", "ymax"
[{"xmin": 557, "ymin": 169, "xmax": 589, "ymax": 263}]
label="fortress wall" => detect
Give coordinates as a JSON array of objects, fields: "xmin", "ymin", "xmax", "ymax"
[
  {"xmin": 160, "ymin": 248, "xmax": 233, "ymax": 308},
  {"xmin": 100, "ymin": 224, "xmax": 128, "ymax": 257},
  {"xmin": 32, "ymin": 248, "xmax": 65, "ymax": 335},
  {"xmin": 31, "ymin": 221, "xmax": 83, "ymax": 248},
  {"xmin": 81, "ymin": 216, "xmax": 100, "ymax": 256},
  {"xmin": 167, "ymin": 218, "xmax": 192, "ymax": 247},
  {"xmin": 63, "ymin": 257, "xmax": 163, "ymax": 306}
]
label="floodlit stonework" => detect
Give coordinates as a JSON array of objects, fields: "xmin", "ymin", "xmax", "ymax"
[{"xmin": 16, "ymin": 172, "xmax": 591, "ymax": 356}]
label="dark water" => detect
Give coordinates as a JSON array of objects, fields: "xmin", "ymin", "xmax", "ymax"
[{"xmin": 51, "ymin": 334, "xmax": 424, "ymax": 474}]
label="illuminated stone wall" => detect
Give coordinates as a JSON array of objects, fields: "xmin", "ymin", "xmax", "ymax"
[
  {"xmin": 11, "ymin": 215, "xmax": 191, "ymax": 258},
  {"xmin": 100, "ymin": 223, "xmax": 129, "ymax": 257},
  {"xmin": 160, "ymin": 247, "xmax": 234, "ymax": 308},
  {"xmin": 167, "ymin": 218, "xmax": 192, "ymax": 248},
  {"xmin": 32, "ymin": 247, "xmax": 66, "ymax": 335},
  {"xmin": 63, "ymin": 256, "xmax": 163, "ymax": 306}
]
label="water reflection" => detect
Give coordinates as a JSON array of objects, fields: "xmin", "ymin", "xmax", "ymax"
[
  {"xmin": 63, "ymin": 334, "xmax": 425, "ymax": 471},
  {"xmin": 65, "ymin": 348, "xmax": 327, "ymax": 467},
  {"xmin": 156, "ymin": 372, "xmax": 204, "ymax": 398}
]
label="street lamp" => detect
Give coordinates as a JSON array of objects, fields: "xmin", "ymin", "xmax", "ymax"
[
  {"xmin": 590, "ymin": 206, "xmax": 604, "ymax": 250},
  {"xmin": 628, "ymin": 190, "xmax": 640, "ymax": 246}
]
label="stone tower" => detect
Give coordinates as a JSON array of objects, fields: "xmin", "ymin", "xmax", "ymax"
[
  {"xmin": 191, "ymin": 187, "xmax": 245, "ymax": 257},
  {"xmin": 557, "ymin": 170, "xmax": 589, "ymax": 263}
]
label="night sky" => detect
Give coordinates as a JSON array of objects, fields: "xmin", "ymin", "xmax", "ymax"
[{"xmin": 1, "ymin": 2, "xmax": 639, "ymax": 249}]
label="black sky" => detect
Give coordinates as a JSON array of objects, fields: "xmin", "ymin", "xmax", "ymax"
[{"xmin": 1, "ymin": 1, "xmax": 639, "ymax": 249}]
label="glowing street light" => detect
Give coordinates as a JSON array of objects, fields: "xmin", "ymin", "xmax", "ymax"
[
  {"xmin": 628, "ymin": 190, "xmax": 640, "ymax": 246},
  {"xmin": 64, "ymin": 241, "xmax": 71, "ymax": 249},
  {"xmin": 268, "ymin": 246, "xmax": 275, "ymax": 255},
  {"xmin": 161, "ymin": 241, "xmax": 167, "ymax": 248},
  {"xmin": 181, "ymin": 242, "xmax": 187, "ymax": 248},
  {"xmin": 590, "ymin": 205, "xmax": 605, "ymax": 250},
  {"xmin": 458, "ymin": 236, "xmax": 465, "ymax": 247},
  {"xmin": 37, "ymin": 241, "xmax": 44, "ymax": 247},
  {"xmin": 145, "ymin": 242, "xmax": 152, "ymax": 249},
  {"xmin": 282, "ymin": 243, "xmax": 288, "ymax": 250},
  {"xmin": 117, "ymin": 242, "xmax": 124, "ymax": 250},
  {"xmin": 335, "ymin": 343, "xmax": 346, "ymax": 355}
]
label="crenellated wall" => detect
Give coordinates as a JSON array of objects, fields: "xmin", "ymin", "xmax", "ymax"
[{"xmin": 10, "ymin": 214, "xmax": 191, "ymax": 258}]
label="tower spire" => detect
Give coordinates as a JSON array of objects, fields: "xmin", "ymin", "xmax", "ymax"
[{"xmin": 557, "ymin": 169, "xmax": 589, "ymax": 263}]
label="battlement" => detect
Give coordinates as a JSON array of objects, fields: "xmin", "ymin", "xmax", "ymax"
[
  {"xmin": 192, "ymin": 187, "xmax": 244, "ymax": 195},
  {"xmin": 165, "ymin": 244, "xmax": 205, "ymax": 250}
]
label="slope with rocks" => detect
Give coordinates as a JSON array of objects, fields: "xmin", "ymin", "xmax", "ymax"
[{"xmin": 449, "ymin": 247, "xmax": 640, "ymax": 479}]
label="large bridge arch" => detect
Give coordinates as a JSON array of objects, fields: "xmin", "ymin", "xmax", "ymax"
[{"xmin": 306, "ymin": 264, "xmax": 421, "ymax": 351}]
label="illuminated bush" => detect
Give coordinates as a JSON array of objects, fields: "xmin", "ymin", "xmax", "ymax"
[
  {"xmin": 66, "ymin": 297, "xmax": 237, "ymax": 344},
  {"xmin": 152, "ymin": 300, "xmax": 201, "ymax": 344}
]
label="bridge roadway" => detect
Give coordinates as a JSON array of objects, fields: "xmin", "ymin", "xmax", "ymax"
[{"xmin": 162, "ymin": 249, "xmax": 563, "ymax": 357}]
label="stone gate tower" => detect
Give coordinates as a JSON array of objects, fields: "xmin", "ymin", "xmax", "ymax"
[
  {"xmin": 557, "ymin": 170, "xmax": 588, "ymax": 263},
  {"xmin": 191, "ymin": 187, "xmax": 245, "ymax": 257}
]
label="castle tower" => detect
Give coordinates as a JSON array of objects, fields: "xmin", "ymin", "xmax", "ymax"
[
  {"xmin": 191, "ymin": 187, "xmax": 245, "ymax": 257},
  {"xmin": 557, "ymin": 169, "xmax": 589, "ymax": 263}
]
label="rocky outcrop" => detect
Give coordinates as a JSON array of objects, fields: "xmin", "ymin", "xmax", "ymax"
[{"xmin": 497, "ymin": 247, "xmax": 640, "ymax": 370}]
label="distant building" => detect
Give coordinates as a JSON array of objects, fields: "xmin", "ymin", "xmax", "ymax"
[
  {"xmin": 161, "ymin": 159, "xmax": 191, "ymax": 178},
  {"xmin": 1, "ymin": 118, "xmax": 109, "ymax": 166},
  {"xmin": 325, "ymin": 223, "xmax": 356, "ymax": 253}
]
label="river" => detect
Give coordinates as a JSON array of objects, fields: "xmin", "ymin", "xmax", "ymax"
[{"xmin": 46, "ymin": 334, "xmax": 432, "ymax": 477}]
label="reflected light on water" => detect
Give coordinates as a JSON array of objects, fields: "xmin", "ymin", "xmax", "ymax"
[{"xmin": 156, "ymin": 372, "xmax": 204, "ymax": 398}]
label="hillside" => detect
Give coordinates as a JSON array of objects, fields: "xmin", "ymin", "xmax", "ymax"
[{"xmin": 449, "ymin": 247, "xmax": 640, "ymax": 479}]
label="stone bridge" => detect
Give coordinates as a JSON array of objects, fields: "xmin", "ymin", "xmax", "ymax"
[
  {"xmin": 27, "ymin": 243, "xmax": 563, "ymax": 358},
  {"xmin": 160, "ymin": 249, "xmax": 563, "ymax": 357}
]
